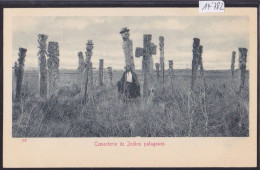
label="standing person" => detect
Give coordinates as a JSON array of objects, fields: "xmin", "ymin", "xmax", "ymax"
[{"xmin": 117, "ymin": 65, "xmax": 140, "ymax": 99}]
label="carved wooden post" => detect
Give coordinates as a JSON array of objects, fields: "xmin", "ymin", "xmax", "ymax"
[
  {"xmin": 38, "ymin": 34, "xmax": 48, "ymax": 98},
  {"xmin": 77, "ymin": 51, "xmax": 85, "ymax": 91},
  {"xmin": 85, "ymin": 40, "xmax": 94, "ymax": 90},
  {"xmin": 107, "ymin": 67, "xmax": 113, "ymax": 85},
  {"xmin": 231, "ymin": 51, "xmax": 236, "ymax": 77},
  {"xmin": 238, "ymin": 48, "xmax": 248, "ymax": 91},
  {"xmin": 47, "ymin": 41, "xmax": 59, "ymax": 96},
  {"xmin": 15, "ymin": 48, "xmax": 27, "ymax": 100},
  {"xmin": 191, "ymin": 38, "xmax": 200, "ymax": 91},
  {"xmin": 120, "ymin": 27, "xmax": 135, "ymax": 71},
  {"xmin": 82, "ymin": 40, "xmax": 94, "ymax": 100},
  {"xmin": 135, "ymin": 34, "xmax": 157, "ymax": 96},
  {"xmin": 159, "ymin": 36, "xmax": 165, "ymax": 83},
  {"xmin": 99, "ymin": 59, "xmax": 104, "ymax": 86},
  {"xmin": 155, "ymin": 63, "xmax": 160, "ymax": 82}
]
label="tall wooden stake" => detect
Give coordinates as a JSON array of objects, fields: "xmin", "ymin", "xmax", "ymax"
[
  {"xmin": 168, "ymin": 60, "xmax": 174, "ymax": 93},
  {"xmin": 83, "ymin": 40, "xmax": 94, "ymax": 101},
  {"xmin": 47, "ymin": 41, "xmax": 59, "ymax": 97},
  {"xmin": 191, "ymin": 38, "xmax": 206, "ymax": 91},
  {"xmin": 120, "ymin": 27, "xmax": 135, "ymax": 71},
  {"xmin": 107, "ymin": 66, "xmax": 113, "ymax": 85},
  {"xmin": 159, "ymin": 36, "xmax": 165, "ymax": 83},
  {"xmin": 231, "ymin": 51, "xmax": 236, "ymax": 77},
  {"xmin": 77, "ymin": 51, "xmax": 85, "ymax": 92},
  {"xmin": 15, "ymin": 48, "xmax": 27, "ymax": 100},
  {"xmin": 85, "ymin": 40, "xmax": 94, "ymax": 90},
  {"xmin": 12, "ymin": 62, "xmax": 18, "ymax": 100},
  {"xmin": 38, "ymin": 34, "xmax": 48, "ymax": 98},
  {"xmin": 99, "ymin": 59, "xmax": 104, "ymax": 86},
  {"xmin": 238, "ymin": 48, "xmax": 248, "ymax": 91},
  {"xmin": 191, "ymin": 38, "xmax": 200, "ymax": 91}
]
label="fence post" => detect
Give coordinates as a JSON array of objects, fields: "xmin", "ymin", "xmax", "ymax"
[
  {"xmin": 15, "ymin": 48, "xmax": 27, "ymax": 100},
  {"xmin": 107, "ymin": 66, "xmax": 113, "ymax": 85},
  {"xmin": 38, "ymin": 34, "xmax": 48, "ymax": 98},
  {"xmin": 135, "ymin": 34, "xmax": 157, "ymax": 96},
  {"xmin": 99, "ymin": 59, "xmax": 104, "ymax": 86},
  {"xmin": 231, "ymin": 51, "xmax": 236, "ymax": 77}
]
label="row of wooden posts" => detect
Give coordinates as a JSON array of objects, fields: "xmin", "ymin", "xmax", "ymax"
[
  {"xmin": 13, "ymin": 34, "xmax": 61, "ymax": 100},
  {"xmin": 13, "ymin": 28, "xmax": 248, "ymax": 100}
]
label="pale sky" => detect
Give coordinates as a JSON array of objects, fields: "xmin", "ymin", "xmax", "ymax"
[{"xmin": 12, "ymin": 16, "xmax": 249, "ymax": 70}]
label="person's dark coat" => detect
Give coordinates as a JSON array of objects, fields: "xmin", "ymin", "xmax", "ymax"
[{"xmin": 117, "ymin": 70, "xmax": 140, "ymax": 98}]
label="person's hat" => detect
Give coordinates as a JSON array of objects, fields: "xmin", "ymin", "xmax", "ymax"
[
  {"xmin": 120, "ymin": 27, "xmax": 130, "ymax": 34},
  {"xmin": 86, "ymin": 40, "xmax": 94, "ymax": 45}
]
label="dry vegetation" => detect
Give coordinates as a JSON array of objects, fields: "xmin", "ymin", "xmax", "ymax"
[{"xmin": 12, "ymin": 70, "xmax": 249, "ymax": 137}]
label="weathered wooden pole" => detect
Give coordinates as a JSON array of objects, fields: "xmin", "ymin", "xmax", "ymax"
[
  {"xmin": 47, "ymin": 41, "xmax": 59, "ymax": 96},
  {"xmin": 12, "ymin": 62, "xmax": 18, "ymax": 100},
  {"xmin": 135, "ymin": 34, "xmax": 157, "ymax": 96},
  {"xmin": 38, "ymin": 34, "xmax": 48, "ymax": 98},
  {"xmin": 120, "ymin": 27, "xmax": 135, "ymax": 71},
  {"xmin": 155, "ymin": 63, "xmax": 160, "ymax": 82},
  {"xmin": 85, "ymin": 40, "xmax": 94, "ymax": 89},
  {"xmin": 168, "ymin": 60, "xmax": 174, "ymax": 93},
  {"xmin": 191, "ymin": 38, "xmax": 200, "ymax": 91},
  {"xmin": 159, "ymin": 36, "xmax": 165, "ymax": 83},
  {"xmin": 77, "ymin": 51, "xmax": 85, "ymax": 91},
  {"xmin": 99, "ymin": 59, "xmax": 104, "ymax": 86},
  {"xmin": 107, "ymin": 67, "xmax": 113, "ymax": 85},
  {"xmin": 238, "ymin": 48, "xmax": 248, "ymax": 91},
  {"xmin": 83, "ymin": 40, "xmax": 94, "ymax": 100},
  {"xmin": 15, "ymin": 48, "xmax": 27, "ymax": 100},
  {"xmin": 231, "ymin": 51, "xmax": 236, "ymax": 77}
]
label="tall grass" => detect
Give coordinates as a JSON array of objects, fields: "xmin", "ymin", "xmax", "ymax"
[{"xmin": 12, "ymin": 71, "xmax": 249, "ymax": 137}]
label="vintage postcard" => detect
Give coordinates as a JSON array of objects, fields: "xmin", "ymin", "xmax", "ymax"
[{"xmin": 3, "ymin": 7, "xmax": 258, "ymax": 167}]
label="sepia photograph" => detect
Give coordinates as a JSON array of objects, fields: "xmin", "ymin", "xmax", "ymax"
[{"xmin": 3, "ymin": 6, "xmax": 258, "ymax": 168}]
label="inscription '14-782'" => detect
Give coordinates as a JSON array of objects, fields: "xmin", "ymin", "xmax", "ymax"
[{"xmin": 199, "ymin": 1, "xmax": 225, "ymax": 13}]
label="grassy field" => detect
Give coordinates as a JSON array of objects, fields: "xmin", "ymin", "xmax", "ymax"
[{"xmin": 12, "ymin": 69, "xmax": 249, "ymax": 137}]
